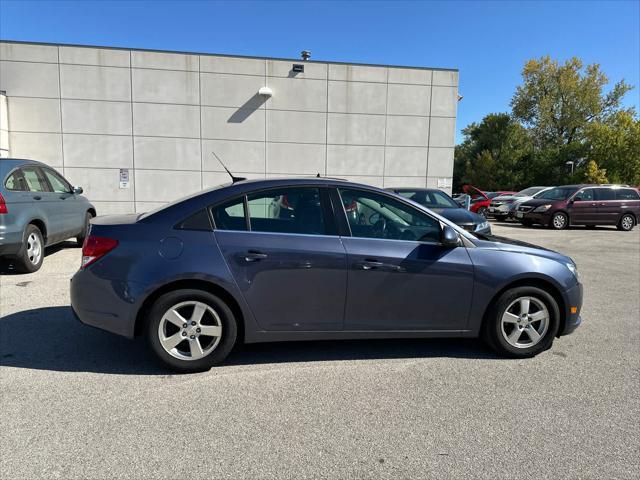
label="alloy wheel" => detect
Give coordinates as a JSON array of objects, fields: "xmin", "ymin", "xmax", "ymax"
[
  {"xmin": 157, "ymin": 301, "xmax": 223, "ymax": 361},
  {"xmin": 27, "ymin": 232, "xmax": 42, "ymax": 265},
  {"xmin": 552, "ymin": 213, "xmax": 567, "ymax": 229},
  {"xmin": 621, "ymin": 215, "xmax": 634, "ymax": 231},
  {"xmin": 500, "ymin": 296, "xmax": 549, "ymax": 348}
]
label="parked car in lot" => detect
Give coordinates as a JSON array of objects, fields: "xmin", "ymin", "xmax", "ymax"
[
  {"xmin": 71, "ymin": 177, "xmax": 583, "ymax": 372},
  {"xmin": 455, "ymin": 185, "xmax": 517, "ymax": 217},
  {"xmin": 489, "ymin": 186, "xmax": 551, "ymax": 221},
  {"xmin": 0, "ymin": 158, "xmax": 95, "ymax": 272},
  {"xmin": 386, "ymin": 187, "xmax": 490, "ymax": 234},
  {"xmin": 516, "ymin": 184, "xmax": 640, "ymax": 230}
]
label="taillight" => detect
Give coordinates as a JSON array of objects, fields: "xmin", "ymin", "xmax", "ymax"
[
  {"xmin": 81, "ymin": 236, "xmax": 118, "ymax": 268},
  {"xmin": 0, "ymin": 192, "xmax": 7, "ymax": 214}
]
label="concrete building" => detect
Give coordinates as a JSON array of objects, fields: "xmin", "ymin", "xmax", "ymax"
[{"xmin": 0, "ymin": 40, "xmax": 458, "ymax": 215}]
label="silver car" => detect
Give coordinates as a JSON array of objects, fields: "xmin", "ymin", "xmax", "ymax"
[{"xmin": 0, "ymin": 158, "xmax": 95, "ymax": 272}]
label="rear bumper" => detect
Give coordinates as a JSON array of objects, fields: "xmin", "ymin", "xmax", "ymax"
[
  {"xmin": 0, "ymin": 229, "xmax": 23, "ymax": 257},
  {"xmin": 70, "ymin": 268, "xmax": 146, "ymax": 338},
  {"xmin": 560, "ymin": 282, "xmax": 583, "ymax": 336}
]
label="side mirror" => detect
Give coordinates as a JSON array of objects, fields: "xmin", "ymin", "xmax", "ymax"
[
  {"xmin": 73, "ymin": 186, "xmax": 83, "ymax": 195},
  {"xmin": 441, "ymin": 225, "xmax": 460, "ymax": 247}
]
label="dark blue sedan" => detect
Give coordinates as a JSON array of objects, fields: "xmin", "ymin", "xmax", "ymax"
[{"xmin": 71, "ymin": 177, "xmax": 582, "ymax": 372}]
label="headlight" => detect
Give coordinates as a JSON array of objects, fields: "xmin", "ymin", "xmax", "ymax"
[
  {"xmin": 475, "ymin": 221, "xmax": 490, "ymax": 232},
  {"xmin": 566, "ymin": 262, "xmax": 580, "ymax": 282},
  {"xmin": 533, "ymin": 204, "xmax": 552, "ymax": 212}
]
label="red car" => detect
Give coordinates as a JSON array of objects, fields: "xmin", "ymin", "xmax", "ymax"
[{"xmin": 460, "ymin": 185, "xmax": 517, "ymax": 217}]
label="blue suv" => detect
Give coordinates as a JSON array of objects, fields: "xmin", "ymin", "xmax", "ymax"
[{"xmin": 0, "ymin": 158, "xmax": 96, "ymax": 272}]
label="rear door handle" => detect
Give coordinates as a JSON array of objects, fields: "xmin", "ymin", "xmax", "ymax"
[
  {"xmin": 244, "ymin": 251, "xmax": 268, "ymax": 262},
  {"xmin": 33, "ymin": 196, "xmax": 41, "ymax": 200}
]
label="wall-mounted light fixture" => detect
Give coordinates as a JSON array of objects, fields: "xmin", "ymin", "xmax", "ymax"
[
  {"xmin": 292, "ymin": 64, "xmax": 304, "ymax": 73},
  {"xmin": 258, "ymin": 86, "xmax": 273, "ymax": 97}
]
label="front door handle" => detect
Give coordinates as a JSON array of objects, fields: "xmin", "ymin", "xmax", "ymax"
[
  {"xmin": 360, "ymin": 259, "xmax": 404, "ymax": 272},
  {"xmin": 33, "ymin": 196, "xmax": 41, "ymax": 200},
  {"xmin": 244, "ymin": 251, "xmax": 268, "ymax": 262}
]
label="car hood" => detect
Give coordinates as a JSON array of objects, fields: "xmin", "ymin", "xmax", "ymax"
[
  {"xmin": 431, "ymin": 207, "xmax": 485, "ymax": 225},
  {"xmin": 474, "ymin": 234, "xmax": 573, "ymax": 264},
  {"xmin": 491, "ymin": 195, "xmax": 518, "ymax": 202}
]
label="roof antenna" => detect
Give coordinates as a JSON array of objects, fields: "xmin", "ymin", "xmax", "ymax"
[{"xmin": 212, "ymin": 151, "xmax": 246, "ymax": 183}]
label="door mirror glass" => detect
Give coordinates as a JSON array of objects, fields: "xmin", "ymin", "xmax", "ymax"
[
  {"xmin": 441, "ymin": 225, "xmax": 460, "ymax": 247},
  {"xmin": 73, "ymin": 186, "xmax": 83, "ymax": 195}
]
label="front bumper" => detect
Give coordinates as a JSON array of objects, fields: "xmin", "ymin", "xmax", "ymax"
[
  {"xmin": 559, "ymin": 282, "xmax": 583, "ymax": 336},
  {"xmin": 517, "ymin": 211, "xmax": 552, "ymax": 225},
  {"xmin": 488, "ymin": 204, "xmax": 512, "ymax": 216}
]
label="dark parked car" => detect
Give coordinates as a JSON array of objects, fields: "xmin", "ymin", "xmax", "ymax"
[
  {"xmin": 386, "ymin": 187, "xmax": 490, "ymax": 235},
  {"xmin": 0, "ymin": 158, "xmax": 95, "ymax": 272},
  {"xmin": 516, "ymin": 185, "xmax": 640, "ymax": 230},
  {"xmin": 71, "ymin": 178, "xmax": 582, "ymax": 372}
]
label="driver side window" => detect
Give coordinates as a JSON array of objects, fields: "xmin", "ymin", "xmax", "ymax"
[
  {"xmin": 574, "ymin": 189, "xmax": 594, "ymax": 201},
  {"xmin": 338, "ymin": 188, "xmax": 441, "ymax": 243}
]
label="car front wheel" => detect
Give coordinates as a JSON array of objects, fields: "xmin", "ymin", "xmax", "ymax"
[
  {"xmin": 482, "ymin": 286, "xmax": 560, "ymax": 358},
  {"xmin": 146, "ymin": 289, "xmax": 238, "ymax": 372},
  {"xmin": 550, "ymin": 212, "xmax": 569, "ymax": 230},
  {"xmin": 76, "ymin": 211, "xmax": 94, "ymax": 246},
  {"xmin": 477, "ymin": 206, "xmax": 488, "ymax": 217}
]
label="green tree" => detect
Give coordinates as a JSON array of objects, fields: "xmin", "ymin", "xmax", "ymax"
[
  {"xmin": 511, "ymin": 56, "xmax": 633, "ymax": 148},
  {"xmin": 585, "ymin": 111, "xmax": 640, "ymax": 185},
  {"xmin": 583, "ymin": 160, "xmax": 609, "ymax": 184},
  {"xmin": 453, "ymin": 113, "xmax": 532, "ymax": 191}
]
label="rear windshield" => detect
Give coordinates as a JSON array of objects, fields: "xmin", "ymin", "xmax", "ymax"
[
  {"xmin": 537, "ymin": 187, "xmax": 579, "ymax": 201},
  {"xmin": 396, "ymin": 190, "xmax": 459, "ymax": 209},
  {"xmin": 138, "ymin": 182, "xmax": 231, "ymax": 220}
]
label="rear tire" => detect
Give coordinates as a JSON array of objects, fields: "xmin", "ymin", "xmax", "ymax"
[
  {"xmin": 76, "ymin": 212, "xmax": 93, "ymax": 246},
  {"xmin": 550, "ymin": 212, "xmax": 569, "ymax": 230},
  {"xmin": 617, "ymin": 214, "xmax": 635, "ymax": 232},
  {"xmin": 15, "ymin": 224, "xmax": 44, "ymax": 273},
  {"xmin": 146, "ymin": 289, "xmax": 238, "ymax": 373},
  {"xmin": 477, "ymin": 207, "xmax": 488, "ymax": 218},
  {"xmin": 482, "ymin": 286, "xmax": 559, "ymax": 358}
]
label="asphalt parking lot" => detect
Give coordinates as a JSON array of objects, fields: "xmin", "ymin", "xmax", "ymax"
[{"xmin": 1, "ymin": 222, "xmax": 639, "ymax": 479}]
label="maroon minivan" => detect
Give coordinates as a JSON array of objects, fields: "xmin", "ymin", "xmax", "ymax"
[{"xmin": 516, "ymin": 185, "xmax": 640, "ymax": 230}]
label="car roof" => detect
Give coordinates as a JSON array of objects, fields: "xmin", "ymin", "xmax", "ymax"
[{"xmin": 385, "ymin": 187, "xmax": 448, "ymax": 193}]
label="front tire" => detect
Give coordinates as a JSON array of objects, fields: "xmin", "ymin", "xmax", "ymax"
[
  {"xmin": 477, "ymin": 206, "xmax": 488, "ymax": 218},
  {"xmin": 15, "ymin": 224, "xmax": 44, "ymax": 273},
  {"xmin": 146, "ymin": 289, "xmax": 237, "ymax": 372},
  {"xmin": 617, "ymin": 214, "xmax": 635, "ymax": 231},
  {"xmin": 76, "ymin": 211, "xmax": 93, "ymax": 246},
  {"xmin": 550, "ymin": 212, "xmax": 569, "ymax": 230},
  {"xmin": 482, "ymin": 286, "xmax": 559, "ymax": 358}
]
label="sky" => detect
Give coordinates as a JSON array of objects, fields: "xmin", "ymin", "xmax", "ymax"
[{"xmin": 1, "ymin": 0, "xmax": 638, "ymax": 144}]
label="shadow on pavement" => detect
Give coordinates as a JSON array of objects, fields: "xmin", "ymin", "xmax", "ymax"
[
  {"xmin": 0, "ymin": 306, "xmax": 501, "ymax": 375},
  {"xmin": 0, "ymin": 241, "xmax": 79, "ymax": 275}
]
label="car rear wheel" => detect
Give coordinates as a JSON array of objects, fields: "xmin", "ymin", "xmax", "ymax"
[
  {"xmin": 477, "ymin": 206, "xmax": 488, "ymax": 217},
  {"xmin": 15, "ymin": 224, "xmax": 44, "ymax": 273},
  {"xmin": 550, "ymin": 212, "xmax": 568, "ymax": 230},
  {"xmin": 617, "ymin": 214, "xmax": 635, "ymax": 232},
  {"xmin": 76, "ymin": 211, "xmax": 94, "ymax": 246},
  {"xmin": 146, "ymin": 289, "xmax": 237, "ymax": 372},
  {"xmin": 482, "ymin": 286, "xmax": 559, "ymax": 358}
]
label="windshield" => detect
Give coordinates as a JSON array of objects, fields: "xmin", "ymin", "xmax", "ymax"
[
  {"xmin": 536, "ymin": 187, "xmax": 579, "ymax": 201},
  {"xmin": 516, "ymin": 187, "xmax": 545, "ymax": 197},
  {"xmin": 397, "ymin": 190, "xmax": 459, "ymax": 209}
]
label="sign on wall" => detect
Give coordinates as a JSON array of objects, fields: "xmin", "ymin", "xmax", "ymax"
[{"xmin": 119, "ymin": 168, "xmax": 130, "ymax": 189}]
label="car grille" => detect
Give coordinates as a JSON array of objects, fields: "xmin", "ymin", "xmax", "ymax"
[
  {"xmin": 491, "ymin": 201, "xmax": 503, "ymax": 207},
  {"xmin": 517, "ymin": 205, "xmax": 534, "ymax": 212}
]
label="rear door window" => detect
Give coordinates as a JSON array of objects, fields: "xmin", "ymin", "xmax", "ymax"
[
  {"xmin": 246, "ymin": 187, "xmax": 328, "ymax": 235},
  {"xmin": 594, "ymin": 188, "xmax": 615, "ymax": 201},
  {"xmin": 21, "ymin": 167, "xmax": 50, "ymax": 193},
  {"xmin": 615, "ymin": 189, "xmax": 640, "ymax": 200}
]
